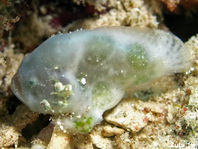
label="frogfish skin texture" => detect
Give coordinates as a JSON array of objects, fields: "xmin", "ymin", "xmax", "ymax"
[{"xmin": 11, "ymin": 27, "xmax": 192, "ymax": 133}]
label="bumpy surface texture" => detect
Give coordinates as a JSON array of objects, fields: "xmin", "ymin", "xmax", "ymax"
[{"xmin": 11, "ymin": 27, "xmax": 191, "ymax": 133}]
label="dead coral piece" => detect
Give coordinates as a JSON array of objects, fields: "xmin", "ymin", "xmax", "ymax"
[
  {"xmin": 73, "ymin": 124, "xmax": 125, "ymax": 149},
  {"xmin": 0, "ymin": 15, "xmax": 20, "ymax": 31},
  {"xmin": 180, "ymin": 49, "xmax": 198, "ymax": 139},
  {"xmin": 102, "ymin": 124, "xmax": 125, "ymax": 137},
  {"xmin": 31, "ymin": 140, "xmax": 46, "ymax": 149},
  {"xmin": 73, "ymin": 133, "xmax": 93, "ymax": 149},
  {"xmin": 0, "ymin": 122, "xmax": 19, "ymax": 147},
  {"xmin": 186, "ymin": 76, "xmax": 198, "ymax": 111},
  {"xmin": 73, "ymin": 0, "xmax": 162, "ymax": 15},
  {"xmin": 186, "ymin": 34, "xmax": 198, "ymax": 67},
  {"xmin": 67, "ymin": 0, "xmax": 161, "ymax": 31},
  {"xmin": 0, "ymin": 105, "xmax": 39, "ymax": 147},
  {"xmin": 47, "ymin": 126, "xmax": 73, "ymax": 149},
  {"xmin": 0, "ymin": 46, "xmax": 23, "ymax": 94},
  {"xmin": 105, "ymin": 98, "xmax": 166, "ymax": 132},
  {"xmin": 105, "ymin": 98, "xmax": 147, "ymax": 132},
  {"xmin": 131, "ymin": 122, "xmax": 179, "ymax": 148},
  {"xmin": 90, "ymin": 125, "xmax": 117, "ymax": 149},
  {"xmin": 115, "ymin": 132, "xmax": 132, "ymax": 149},
  {"xmin": 73, "ymin": 0, "xmax": 114, "ymax": 12}
]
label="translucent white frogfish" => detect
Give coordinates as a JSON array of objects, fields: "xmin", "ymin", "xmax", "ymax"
[{"xmin": 11, "ymin": 27, "xmax": 192, "ymax": 133}]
